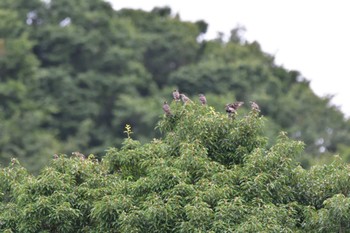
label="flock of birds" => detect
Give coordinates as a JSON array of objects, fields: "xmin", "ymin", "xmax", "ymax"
[
  {"xmin": 50, "ymin": 90, "xmax": 259, "ymax": 160},
  {"xmin": 163, "ymin": 89, "xmax": 260, "ymax": 118}
]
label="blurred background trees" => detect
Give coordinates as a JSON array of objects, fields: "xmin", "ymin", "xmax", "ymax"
[{"xmin": 1, "ymin": 0, "xmax": 350, "ymax": 172}]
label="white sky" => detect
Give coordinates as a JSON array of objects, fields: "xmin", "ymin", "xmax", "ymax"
[{"xmin": 109, "ymin": 0, "xmax": 350, "ymax": 117}]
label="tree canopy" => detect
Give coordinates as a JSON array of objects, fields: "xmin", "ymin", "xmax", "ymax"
[{"xmin": 1, "ymin": 102, "xmax": 350, "ymax": 232}]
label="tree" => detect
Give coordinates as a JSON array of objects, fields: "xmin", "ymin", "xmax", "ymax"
[
  {"xmin": 1, "ymin": 0, "xmax": 350, "ymax": 173},
  {"xmin": 0, "ymin": 9, "xmax": 61, "ymax": 172},
  {"xmin": 2, "ymin": 102, "xmax": 350, "ymax": 232}
]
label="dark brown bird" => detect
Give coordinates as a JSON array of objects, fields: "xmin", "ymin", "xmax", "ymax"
[
  {"xmin": 180, "ymin": 94, "xmax": 191, "ymax": 104},
  {"xmin": 225, "ymin": 101, "xmax": 244, "ymax": 118},
  {"xmin": 162, "ymin": 101, "xmax": 171, "ymax": 116},
  {"xmin": 199, "ymin": 94, "xmax": 207, "ymax": 105},
  {"xmin": 250, "ymin": 101, "xmax": 260, "ymax": 112},
  {"xmin": 173, "ymin": 89, "xmax": 180, "ymax": 102}
]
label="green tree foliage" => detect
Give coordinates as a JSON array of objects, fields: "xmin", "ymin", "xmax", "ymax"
[
  {"xmin": 0, "ymin": 8, "xmax": 61, "ymax": 172},
  {"xmin": 1, "ymin": 0, "xmax": 350, "ymax": 172},
  {"xmin": 1, "ymin": 104, "xmax": 350, "ymax": 232}
]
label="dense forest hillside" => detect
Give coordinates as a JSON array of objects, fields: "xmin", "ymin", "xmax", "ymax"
[{"xmin": 1, "ymin": 0, "xmax": 350, "ymax": 172}]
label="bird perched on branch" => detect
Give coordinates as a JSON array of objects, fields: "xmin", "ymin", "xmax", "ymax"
[
  {"xmin": 250, "ymin": 101, "xmax": 260, "ymax": 112},
  {"xmin": 173, "ymin": 89, "xmax": 180, "ymax": 102},
  {"xmin": 199, "ymin": 94, "xmax": 207, "ymax": 105},
  {"xmin": 225, "ymin": 101, "xmax": 244, "ymax": 118},
  {"xmin": 72, "ymin": 151, "xmax": 85, "ymax": 160},
  {"xmin": 162, "ymin": 101, "xmax": 172, "ymax": 116},
  {"xmin": 180, "ymin": 94, "xmax": 191, "ymax": 104}
]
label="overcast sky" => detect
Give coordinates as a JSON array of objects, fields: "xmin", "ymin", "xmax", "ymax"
[{"xmin": 109, "ymin": 0, "xmax": 350, "ymax": 117}]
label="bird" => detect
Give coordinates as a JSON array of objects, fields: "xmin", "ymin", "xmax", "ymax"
[
  {"xmin": 199, "ymin": 94, "xmax": 207, "ymax": 105},
  {"xmin": 162, "ymin": 101, "xmax": 172, "ymax": 116},
  {"xmin": 173, "ymin": 89, "xmax": 180, "ymax": 102},
  {"xmin": 180, "ymin": 94, "xmax": 191, "ymax": 104},
  {"xmin": 225, "ymin": 101, "xmax": 244, "ymax": 118},
  {"xmin": 250, "ymin": 101, "xmax": 260, "ymax": 112},
  {"xmin": 72, "ymin": 151, "xmax": 85, "ymax": 160}
]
